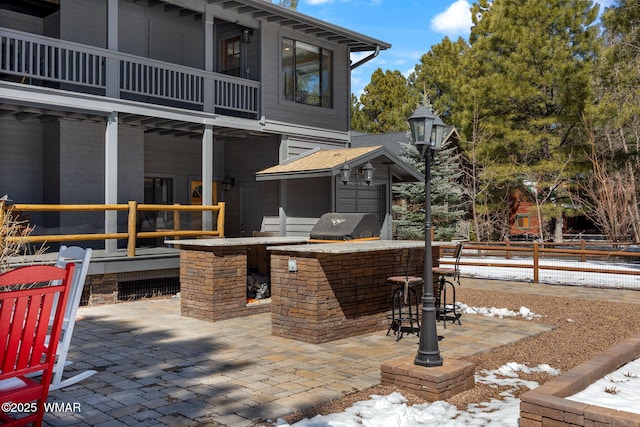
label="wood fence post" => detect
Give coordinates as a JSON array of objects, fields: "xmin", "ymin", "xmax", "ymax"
[
  {"xmin": 505, "ymin": 238, "xmax": 512, "ymax": 260},
  {"xmin": 580, "ymin": 239, "xmax": 586, "ymax": 262},
  {"xmin": 533, "ymin": 242, "xmax": 539, "ymax": 283}
]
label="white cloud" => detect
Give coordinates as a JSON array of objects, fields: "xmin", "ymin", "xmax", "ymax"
[{"xmin": 431, "ymin": 0, "xmax": 473, "ymax": 37}]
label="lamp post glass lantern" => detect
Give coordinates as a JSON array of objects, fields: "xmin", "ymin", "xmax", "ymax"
[{"xmin": 408, "ymin": 103, "xmax": 447, "ymax": 367}]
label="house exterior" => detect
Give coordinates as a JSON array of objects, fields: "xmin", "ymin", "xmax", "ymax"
[
  {"xmin": 0, "ymin": 0, "xmax": 417, "ymax": 247},
  {"xmin": 508, "ymin": 189, "xmax": 542, "ymax": 240}
]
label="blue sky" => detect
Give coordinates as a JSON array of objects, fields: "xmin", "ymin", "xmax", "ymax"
[{"xmin": 295, "ymin": 0, "xmax": 617, "ymax": 97}]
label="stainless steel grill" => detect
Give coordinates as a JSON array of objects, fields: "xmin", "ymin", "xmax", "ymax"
[{"xmin": 309, "ymin": 213, "xmax": 380, "ymax": 241}]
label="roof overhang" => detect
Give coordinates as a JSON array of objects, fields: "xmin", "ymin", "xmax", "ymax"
[
  {"xmin": 206, "ymin": 0, "xmax": 391, "ymax": 52},
  {"xmin": 256, "ymin": 146, "xmax": 423, "ymax": 183}
]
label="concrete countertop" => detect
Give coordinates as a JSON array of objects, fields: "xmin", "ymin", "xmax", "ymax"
[
  {"xmin": 268, "ymin": 240, "xmax": 445, "ymax": 254},
  {"xmin": 165, "ymin": 236, "xmax": 309, "ymax": 248}
]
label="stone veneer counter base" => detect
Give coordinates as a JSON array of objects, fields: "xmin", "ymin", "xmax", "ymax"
[
  {"xmin": 268, "ymin": 241, "xmax": 445, "ymax": 343},
  {"xmin": 167, "ymin": 237, "xmax": 308, "ymax": 322}
]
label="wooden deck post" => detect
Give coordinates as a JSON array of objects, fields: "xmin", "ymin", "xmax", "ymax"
[{"xmin": 127, "ymin": 201, "xmax": 137, "ymax": 257}]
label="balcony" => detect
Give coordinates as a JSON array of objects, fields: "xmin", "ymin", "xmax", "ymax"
[{"xmin": 0, "ymin": 27, "xmax": 260, "ymax": 119}]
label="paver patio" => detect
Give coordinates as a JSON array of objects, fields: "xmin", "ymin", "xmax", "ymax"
[{"xmin": 42, "ymin": 278, "xmax": 628, "ymax": 426}]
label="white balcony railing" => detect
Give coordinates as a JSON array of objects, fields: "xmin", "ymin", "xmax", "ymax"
[{"xmin": 1, "ymin": 28, "xmax": 260, "ymax": 117}]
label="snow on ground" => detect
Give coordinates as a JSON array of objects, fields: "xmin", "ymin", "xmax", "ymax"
[
  {"xmin": 458, "ymin": 257, "xmax": 640, "ymax": 290},
  {"xmin": 567, "ymin": 358, "xmax": 640, "ymax": 415},
  {"xmin": 269, "ymin": 364, "xmax": 560, "ymax": 427},
  {"xmin": 269, "ymin": 355, "xmax": 640, "ymax": 427},
  {"xmin": 457, "ymin": 303, "xmax": 541, "ymax": 320}
]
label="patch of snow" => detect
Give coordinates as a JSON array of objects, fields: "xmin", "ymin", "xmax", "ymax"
[
  {"xmin": 567, "ymin": 358, "xmax": 640, "ymax": 415},
  {"xmin": 267, "ymin": 363, "xmax": 560, "ymax": 427},
  {"xmin": 457, "ymin": 303, "xmax": 541, "ymax": 320}
]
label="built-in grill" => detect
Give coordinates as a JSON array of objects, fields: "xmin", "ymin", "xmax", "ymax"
[{"xmin": 309, "ymin": 213, "xmax": 380, "ymax": 242}]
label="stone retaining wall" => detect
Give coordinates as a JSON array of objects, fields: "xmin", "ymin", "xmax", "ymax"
[{"xmin": 520, "ymin": 333, "xmax": 640, "ymax": 426}]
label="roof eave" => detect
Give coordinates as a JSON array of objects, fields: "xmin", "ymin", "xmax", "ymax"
[{"xmin": 206, "ymin": 0, "xmax": 391, "ymax": 52}]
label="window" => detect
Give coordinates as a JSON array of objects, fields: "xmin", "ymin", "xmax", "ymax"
[
  {"xmin": 282, "ymin": 38, "xmax": 332, "ymax": 107},
  {"xmin": 144, "ymin": 178, "xmax": 173, "ymax": 229},
  {"xmin": 144, "ymin": 178, "xmax": 173, "ymax": 205},
  {"xmin": 222, "ymin": 37, "xmax": 241, "ymax": 77},
  {"xmin": 516, "ymin": 214, "xmax": 530, "ymax": 230}
]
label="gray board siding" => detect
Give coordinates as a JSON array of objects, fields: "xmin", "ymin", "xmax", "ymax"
[
  {"xmin": 1, "ymin": 0, "xmax": 352, "ymax": 134},
  {"xmin": 257, "ymin": 24, "xmax": 350, "ymax": 133},
  {"xmin": 0, "ymin": 117, "xmax": 44, "ymax": 204}
]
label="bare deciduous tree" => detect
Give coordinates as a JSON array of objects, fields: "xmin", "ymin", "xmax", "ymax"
[{"xmin": 569, "ymin": 129, "xmax": 636, "ymax": 242}]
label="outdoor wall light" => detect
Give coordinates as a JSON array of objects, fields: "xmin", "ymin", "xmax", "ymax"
[
  {"xmin": 408, "ymin": 101, "xmax": 447, "ymax": 368},
  {"xmin": 339, "ymin": 161, "xmax": 375, "ymax": 185},
  {"xmin": 222, "ymin": 177, "xmax": 235, "ymax": 191},
  {"xmin": 241, "ymin": 28, "xmax": 252, "ymax": 43},
  {"xmin": 340, "ymin": 161, "xmax": 351, "ymax": 185},
  {"xmin": 362, "ymin": 162, "xmax": 375, "ymax": 185}
]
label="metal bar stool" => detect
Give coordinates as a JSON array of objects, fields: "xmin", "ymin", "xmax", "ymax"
[
  {"xmin": 386, "ymin": 275, "xmax": 422, "ymax": 340},
  {"xmin": 386, "ymin": 248, "xmax": 422, "ymax": 341},
  {"xmin": 432, "ymin": 242, "xmax": 464, "ymax": 328}
]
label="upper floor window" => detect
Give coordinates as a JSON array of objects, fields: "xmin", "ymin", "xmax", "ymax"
[
  {"xmin": 282, "ymin": 38, "xmax": 332, "ymax": 108},
  {"xmin": 222, "ymin": 37, "xmax": 241, "ymax": 77}
]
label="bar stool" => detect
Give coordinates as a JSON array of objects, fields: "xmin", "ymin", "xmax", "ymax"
[
  {"xmin": 432, "ymin": 242, "xmax": 464, "ymax": 328},
  {"xmin": 386, "ymin": 275, "xmax": 422, "ymax": 340}
]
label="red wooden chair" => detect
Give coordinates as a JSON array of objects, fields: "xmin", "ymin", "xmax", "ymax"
[{"xmin": 0, "ymin": 264, "xmax": 75, "ymax": 426}]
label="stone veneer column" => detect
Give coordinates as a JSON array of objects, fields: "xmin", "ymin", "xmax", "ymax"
[{"xmin": 180, "ymin": 247, "xmax": 250, "ymax": 321}]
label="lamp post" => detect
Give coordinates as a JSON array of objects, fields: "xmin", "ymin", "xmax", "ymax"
[{"xmin": 408, "ymin": 103, "xmax": 446, "ymax": 367}]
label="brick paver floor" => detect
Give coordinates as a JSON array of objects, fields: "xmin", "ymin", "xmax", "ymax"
[{"xmin": 42, "ymin": 277, "xmax": 638, "ymax": 426}]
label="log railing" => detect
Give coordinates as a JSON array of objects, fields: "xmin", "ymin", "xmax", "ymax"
[{"xmin": 1, "ymin": 201, "xmax": 225, "ymax": 257}]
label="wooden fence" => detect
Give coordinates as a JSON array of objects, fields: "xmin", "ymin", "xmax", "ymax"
[
  {"xmin": 1, "ymin": 201, "xmax": 225, "ymax": 257},
  {"xmin": 438, "ymin": 240, "xmax": 640, "ymax": 287}
]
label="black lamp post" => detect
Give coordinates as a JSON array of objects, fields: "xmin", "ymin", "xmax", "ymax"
[{"xmin": 408, "ymin": 103, "xmax": 446, "ymax": 367}]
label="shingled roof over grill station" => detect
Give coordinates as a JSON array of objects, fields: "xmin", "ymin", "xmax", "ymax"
[{"xmin": 256, "ymin": 146, "xmax": 423, "ymax": 183}]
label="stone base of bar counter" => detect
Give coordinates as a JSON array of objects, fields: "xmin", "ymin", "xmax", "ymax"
[
  {"xmin": 168, "ymin": 237, "xmax": 308, "ymax": 322},
  {"xmin": 269, "ymin": 241, "xmax": 442, "ymax": 344}
]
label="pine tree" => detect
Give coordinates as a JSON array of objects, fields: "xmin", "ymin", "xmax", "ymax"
[
  {"xmin": 393, "ymin": 130, "xmax": 466, "ymax": 241},
  {"xmin": 351, "ymin": 69, "xmax": 416, "ymax": 133},
  {"xmin": 462, "ymin": 0, "xmax": 599, "ymax": 240}
]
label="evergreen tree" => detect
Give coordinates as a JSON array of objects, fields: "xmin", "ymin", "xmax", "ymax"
[
  {"xmin": 351, "ymin": 69, "xmax": 416, "ymax": 133},
  {"xmin": 410, "ymin": 36, "xmax": 469, "ymax": 126},
  {"xmin": 393, "ymin": 129, "xmax": 466, "ymax": 241},
  {"xmin": 462, "ymin": 0, "xmax": 599, "ymax": 240}
]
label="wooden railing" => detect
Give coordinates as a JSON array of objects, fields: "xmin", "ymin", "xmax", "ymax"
[
  {"xmin": 1, "ymin": 201, "xmax": 225, "ymax": 257},
  {"xmin": 438, "ymin": 240, "xmax": 640, "ymax": 285}
]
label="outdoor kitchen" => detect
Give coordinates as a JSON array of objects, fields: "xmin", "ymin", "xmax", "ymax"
[{"xmin": 168, "ymin": 213, "xmax": 443, "ymax": 343}]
